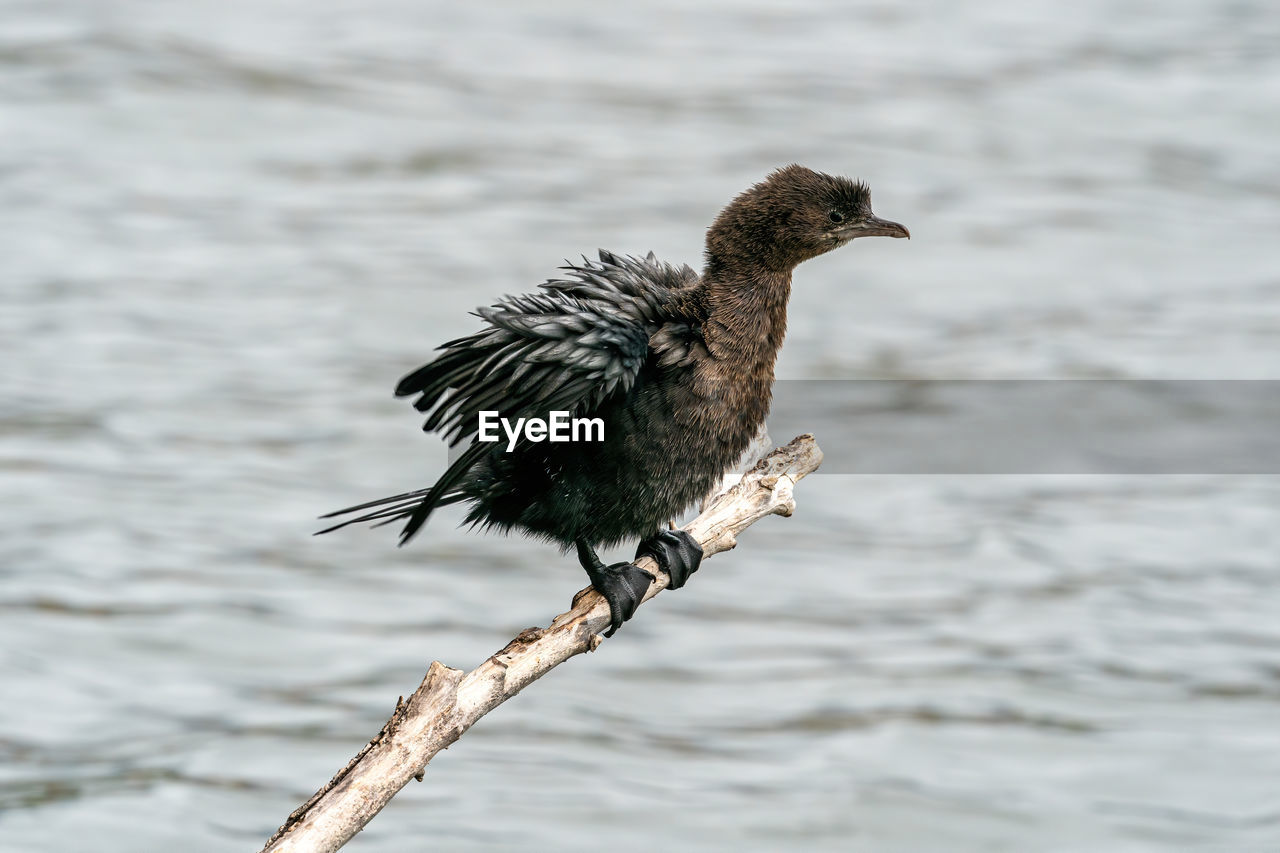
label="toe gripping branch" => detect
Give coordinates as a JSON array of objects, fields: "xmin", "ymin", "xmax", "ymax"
[
  {"xmin": 635, "ymin": 528, "xmax": 703, "ymax": 591},
  {"xmin": 575, "ymin": 529, "xmax": 703, "ymax": 638},
  {"xmin": 576, "ymin": 540, "xmax": 654, "ymax": 637}
]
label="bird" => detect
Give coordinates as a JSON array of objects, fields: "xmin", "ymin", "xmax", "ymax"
[{"xmin": 319, "ymin": 165, "xmax": 908, "ymax": 636}]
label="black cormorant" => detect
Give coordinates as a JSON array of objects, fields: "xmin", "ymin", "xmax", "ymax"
[{"xmin": 320, "ymin": 165, "xmax": 908, "ymax": 635}]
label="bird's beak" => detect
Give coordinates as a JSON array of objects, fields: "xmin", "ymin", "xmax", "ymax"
[{"xmin": 851, "ymin": 215, "xmax": 910, "ymax": 239}]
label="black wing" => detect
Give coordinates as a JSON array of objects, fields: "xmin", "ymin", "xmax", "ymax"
[{"xmin": 318, "ymin": 251, "xmax": 700, "ymax": 544}]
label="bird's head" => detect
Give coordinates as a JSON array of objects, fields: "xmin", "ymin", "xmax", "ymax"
[{"xmin": 705, "ymin": 164, "xmax": 909, "ymax": 275}]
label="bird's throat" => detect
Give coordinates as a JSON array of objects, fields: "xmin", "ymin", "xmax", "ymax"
[{"xmin": 701, "ymin": 269, "xmax": 792, "ymax": 371}]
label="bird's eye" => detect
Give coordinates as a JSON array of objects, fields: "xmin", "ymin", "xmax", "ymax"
[{"xmin": 828, "ymin": 210, "xmax": 845, "ymax": 224}]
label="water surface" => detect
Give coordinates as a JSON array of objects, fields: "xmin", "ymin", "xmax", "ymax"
[{"xmin": 2, "ymin": 1, "xmax": 1279, "ymax": 850}]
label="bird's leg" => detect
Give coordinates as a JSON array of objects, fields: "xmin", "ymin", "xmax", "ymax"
[
  {"xmin": 576, "ymin": 539, "xmax": 655, "ymax": 638},
  {"xmin": 635, "ymin": 529, "xmax": 703, "ymax": 590}
]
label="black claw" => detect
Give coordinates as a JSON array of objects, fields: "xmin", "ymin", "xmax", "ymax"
[
  {"xmin": 592, "ymin": 562, "xmax": 656, "ymax": 637},
  {"xmin": 635, "ymin": 529, "xmax": 703, "ymax": 590}
]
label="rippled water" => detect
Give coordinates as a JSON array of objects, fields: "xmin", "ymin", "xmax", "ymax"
[{"xmin": 3, "ymin": 1, "xmax": 1279, "ymax": 850}]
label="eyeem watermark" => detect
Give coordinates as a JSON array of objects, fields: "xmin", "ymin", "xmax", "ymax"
[{"xmin": 478, "ymin": 411, "xmax": 604, "ymax": 452}]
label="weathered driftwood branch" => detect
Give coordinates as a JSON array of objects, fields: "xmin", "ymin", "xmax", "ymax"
[{"xmin": 261, "ymin": 434, "xmax": 823, "ymax": 853}]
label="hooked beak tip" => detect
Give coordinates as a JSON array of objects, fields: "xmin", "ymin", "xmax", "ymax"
[{"xmin": 881, "ymin": 218, "xmax": 910, "ymax": 240}]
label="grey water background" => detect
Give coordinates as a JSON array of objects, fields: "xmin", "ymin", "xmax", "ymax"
[{"xmin": 2, "ymin": 0, "xmax": 1279, "ymax": 850}]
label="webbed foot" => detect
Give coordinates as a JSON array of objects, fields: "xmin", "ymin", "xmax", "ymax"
[
  {"xmin": 591, "ymin": 561, "xmax": 656, "ymax": 637},
  {"xmin": 576, "ymin": 539, "xmax": 655, "ymax": 637},
  {"xmin": 635, "ymin": 529, "xmax": 703, "ymax": 590}
]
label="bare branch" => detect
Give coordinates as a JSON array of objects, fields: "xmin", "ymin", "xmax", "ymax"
[{"xmin": 261, "ymin": 434, "xmax": 823, "ymax": 853}]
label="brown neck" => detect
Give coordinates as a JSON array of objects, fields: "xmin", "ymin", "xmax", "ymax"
[{"xmin": 699, "ymin": 261, "xmax": 793, "ymax": 371}]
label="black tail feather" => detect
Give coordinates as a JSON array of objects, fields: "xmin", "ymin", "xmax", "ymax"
[
  {"xmin": 395, "ymin": 442, "xmax": 488, "ymax": 545},
  {"xmin": 318, "ymin": 487, "xmax": 432, "ymax": 519},
  {"xmin": 315, "ymin": 442, "xmax": 489, "ymax": 543}
]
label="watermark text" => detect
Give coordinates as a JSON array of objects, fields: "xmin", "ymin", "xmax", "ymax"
[{"xmin": 477, "ymin": 411, "xmax": 604, "ymax": 451}]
